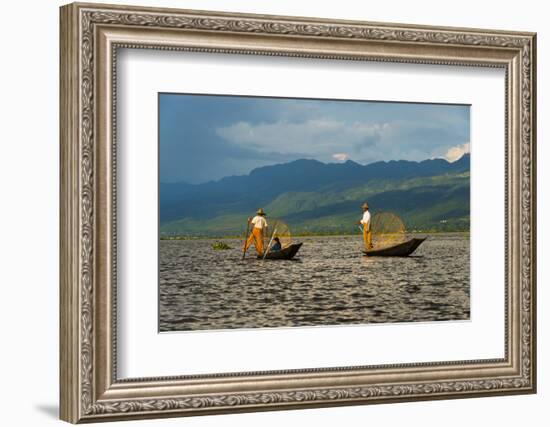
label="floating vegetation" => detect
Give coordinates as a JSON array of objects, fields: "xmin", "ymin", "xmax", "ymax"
[{"xmin": 212, "ymin": 241, "xmax": 232, "ymax": 250}]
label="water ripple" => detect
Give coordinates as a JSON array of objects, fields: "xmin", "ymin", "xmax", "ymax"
[{"xmin": 159, "ymin": 234, "xmax": 470, "ymax": 331}]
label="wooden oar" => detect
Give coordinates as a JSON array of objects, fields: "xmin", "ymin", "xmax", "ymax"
[
  {"xmin": 262, "ymin": 226, "xmax": 278, "ymax": 260},
  {"xmin": 242, "ymin": 220, "xmax": 251, "ymax": 260}
]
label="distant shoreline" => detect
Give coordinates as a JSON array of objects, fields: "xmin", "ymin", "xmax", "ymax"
[{"xmin": 160, "ymin": 230, "xmax": 470, "ymax": 241}]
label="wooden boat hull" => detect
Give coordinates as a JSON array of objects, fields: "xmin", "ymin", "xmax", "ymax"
[
  {"xmin": 259, "ymin": 242, "xmax": 303, "ymax": 260},
  {"xmin": 363, "ymin": 237, "xmax": 426, "ymax": 257}
]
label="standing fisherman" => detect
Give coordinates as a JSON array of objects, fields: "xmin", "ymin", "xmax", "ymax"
[
  {"xmin": 358, "ymin": 202, "xmax": 373, "ymax": 250},
  {"xmin": 243, "ymin": 208, "xmax": 268, "ymax": 256}
]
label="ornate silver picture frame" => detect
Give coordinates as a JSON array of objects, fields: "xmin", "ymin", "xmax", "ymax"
[{"xmin": 60, "ymin": 2, "xmax": 536, "ymax": 423}]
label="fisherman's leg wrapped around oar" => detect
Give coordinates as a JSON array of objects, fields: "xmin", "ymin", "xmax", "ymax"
[
  {"xmin": 363, "ymin": 225, "xmax": 373, "ymax": 249},
  {"xmin": 244, "ymin": 228, "xmax": 264, "ymax": 256}
]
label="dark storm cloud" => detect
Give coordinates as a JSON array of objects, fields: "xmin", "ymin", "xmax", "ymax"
[{"xmin": 159, "ymin": 94, "xmax": 306, "ymax": 183}]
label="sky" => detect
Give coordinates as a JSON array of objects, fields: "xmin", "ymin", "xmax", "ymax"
[{"xmin": 159, "ymin": 93, "xmax": 470, "ymax": 184}]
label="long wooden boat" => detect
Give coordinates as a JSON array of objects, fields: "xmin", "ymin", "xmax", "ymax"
[
  {"xmin": 363, "ymin": 237, "xmax": 426, "ymax": 257},
  {"xmin": 259, "ymin": 242, "xmax": 303, "ymax": 260}
]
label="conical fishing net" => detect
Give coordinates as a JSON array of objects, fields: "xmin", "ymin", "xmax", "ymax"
[
  {"xmin": 370, "ymin": 212, "xmax": 407, "ymax": 249},
  {"xmin": 265, "ymin": 218, "xmax": 292, "ymax": 249}
]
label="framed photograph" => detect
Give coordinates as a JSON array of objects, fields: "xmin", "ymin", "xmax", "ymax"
[{"xmin": 60, "ymin": 2, "xmax": 536, "ymax": 423}]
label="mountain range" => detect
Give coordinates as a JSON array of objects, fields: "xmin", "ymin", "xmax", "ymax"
[{"xmin": 160, "ymin": 154, "xmax": 470, "ymax": 236}]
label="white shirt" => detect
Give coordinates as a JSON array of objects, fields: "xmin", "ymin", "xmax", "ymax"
[
  {"xmin": 251, "ymin": 215, "xmax": 268, "ymax": 230},
  {"xmin": 360, "ymin": 210, "xmax": 371, "ymax": 230}
]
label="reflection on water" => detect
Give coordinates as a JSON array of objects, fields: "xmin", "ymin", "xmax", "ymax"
[{"xmin": 159, "ymin": 234, "xmax": 470, "ymax": 332}]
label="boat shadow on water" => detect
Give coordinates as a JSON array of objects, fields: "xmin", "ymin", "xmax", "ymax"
[{"xmin": 242, "ymin": 257, "xmax": 303, "ymax": 263}]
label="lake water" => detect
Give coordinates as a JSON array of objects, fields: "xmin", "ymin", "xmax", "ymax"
[{"xmin": 159, "ymin": 234, "xmax": 470, "ymax": 332}]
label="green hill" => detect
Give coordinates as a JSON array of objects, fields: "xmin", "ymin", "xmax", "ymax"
[{"xmin": 160, "ymin": 170, "xmax": 469, "ymax": 237}]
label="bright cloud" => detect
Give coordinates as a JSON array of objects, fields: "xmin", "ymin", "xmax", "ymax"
[
  {"xmin": 216, "ymin": 119, "xmax": 389, "ymax": 157},
  {"xmin": 332, "ymin": 153, "xmax": 349, "ymax": 162},
  {"xmin": 445, "ymin": 143, "xmax": 470, "ymax": 162}
]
